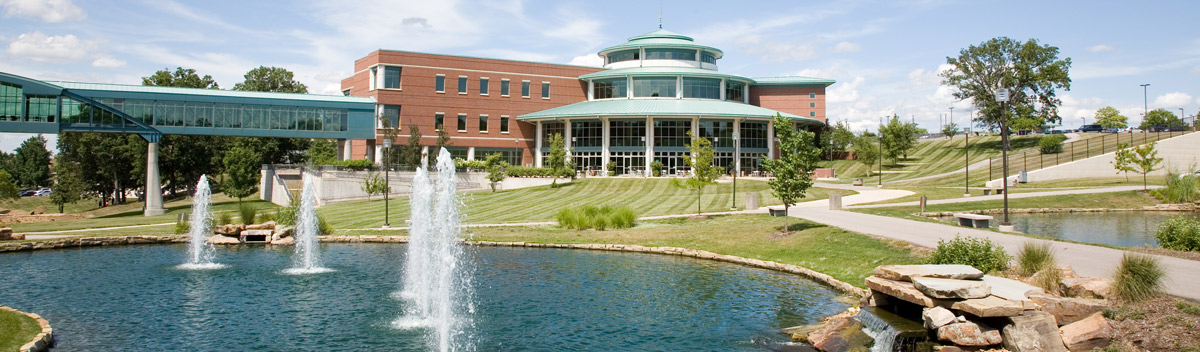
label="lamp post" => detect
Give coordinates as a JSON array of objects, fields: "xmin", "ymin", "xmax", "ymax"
[
  {"xmin": 1140, "ymin": 83, "xmax": 1150, "ymax": 124},
  {"xmin": 949, "ymin": 106, "xmax": 954, "ymax": 129},
  {"xmin": 964, "ymin": 110, "xmax": 970, "ymax": 197},
  {"xmin": 878, "ymin": 116, "xmax": 884, "ymax": 187},
  {"xmin": 995, "ymin": 88, "xmax": 1013, "ymax": 231},
  {"xmin": 731, "ymin": 131, "xmax": 739, "ymax": 210},
  {"xmin": 382, "ymin": 138, "xmax": 392, "ymax": 228}
]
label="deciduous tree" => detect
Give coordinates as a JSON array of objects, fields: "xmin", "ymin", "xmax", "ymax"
[
  {"xmin": 142, "ymin": 67, "xmax": 219, "ymax": 89},
  {"xmin": 1139, "ymin": 108, "xmax": 1185, "ymax": 130},
  {"xmin": 403, "ymin": 124, "xmax": 424, "ymax": 167},
  {"xmin": 1129, "ymin": 142, "xmax": 1162, "ymax": 191},
  {"xmin": 761, "ymin": 114, "xmax": 820, "ymax": 234},
  {"xmin": 12, "ymin": 135, "xmax": 51, "ymax": 188},
  {"xmin": 942, "ymin": 122, "xmax": 960, "ymax": 139},
  {"xmin": 49, "ymin": 155, "xmax": 84, "ymax": 212},
  {"xmin": 1094, "ymin": 106, "xmax": 1127, "ymax": 129},
  {"xmin": 546, "ymin": 133, "xmax": 568, "ymax": 187},
  {"xmin": 307, "ymin": 139, "xmax": 338, "ymax": 165},
  {"xmin": 233, "ymin": 66, "xmax": 308, "ymax": 93},
  {"xmin": 484, "ymin": 153, "xmax": 508, "ymax": 192},
  {"xmin": 851, "ymin": 132, "xmax": 880, "ymax": 176},
  {"xmin": 1111, "ymin": 142, "xmax": 1134, "ymax": 182},
  {"xmin": 675, "ymin": 130, "xmax": 724, "ymax": 215},
  {"xmin": 222, "ymin": 146, "xmax": 260, "ymax": 202}
]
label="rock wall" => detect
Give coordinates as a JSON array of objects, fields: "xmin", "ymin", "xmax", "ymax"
[{"xmin": 1, "ymin": 305, "xmax": 54, "ymax": 352}]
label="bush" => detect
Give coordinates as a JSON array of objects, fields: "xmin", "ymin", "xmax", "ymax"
[
  {"xmin": 275, "ymin": 198, "xmax": 333, "ymax": 235},
  {"xmin": 1038, "ymin": 134, "xmax": 1066, "ymax": 154},
  {"xmin": 1156, "ymin": 169, "xmax": 1200, "ymax": 203},
  {"xmin": 1112, "ymin": 253, "xmax": 1165, "ymax": 302},
  {"xmin": 1155, "ymin": 217, "xmax": 1200, "ymax": 251},
  {"xmin": 505, "ymin": 166, "xmax": 574, "ymax": 178},
  {"xmin": 1017, "ymin": 241, "xmax": 1055, "ymax": 277},
  {"xmin": 454, "ymin": 158, "xmax": 487, "ymax": 170},
  {"xmin": 215, "ymin": 212, "xmax": 233, "ymax": 226},
  {"xmin": 330, "ymin": 159, "xmax": 376, "ymax": 170},
  {"xmin": 650, "ymin": 160, "xmax": 663, "ymax": 177},
  {"xmin": 927, "ymin": 236, "xmax": 1012, "ymax": 274},
  {"xmin": 555, "ymin": 205, "xmax": 637, "ymax": 230},
  {"xmin": 174, "ymin": 217, "xmax": 189, "ymax": 235},
  {"xmin": 238, "ymin": 203, "xmax": 258, "ymax": 225}
]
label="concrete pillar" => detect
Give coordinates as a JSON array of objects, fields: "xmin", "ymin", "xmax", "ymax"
[
  {"xmin": 563, "ymin": 119, "xmax": 573, "ymax": 150},
  {"xmin": 535, "ymin": 121, "xmax": 544, "ymax": 167},
  {"xmin": 767, "ymin": 120, "xmax": 776, "ymax": 159},
  {"xmin": 601, "ymin": 117, "xmax": 610, "ymax": 173},
  {"xmin": 340, "ymin": 139, "xmax": 352, "ymax": 160},
  {"xmin": 366, "ymin": 139, "xmax": 377, "ymax": 163},
  {"xmin": 645, "ymin": 116, "xmax": 655, "ymax": 176},
  {"xmin": 467, "ymin": 147, "xmax": 476, "ymax": 161},
  {"xmin": 733, "ymin": 118, "xmax": 742, "ymax": 175},
  {"xmin": 144, "ymin": 141, "xmax": 166, "ymax": 216}
]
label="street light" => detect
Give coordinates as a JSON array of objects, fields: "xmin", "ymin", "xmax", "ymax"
[
  {"xmin": 995, "ymin": 88, "xmax": 1012, "ymax": 231},
  {"xmin": 382, "ymin": 137, "xmax": 393, "ymax": 228},
  {"xmin": 964, "ymin": 110, "xmax": 971, "ymax": 197},
  {"xmin": 1140, "ymin": 83, "xmax": 1150, "ymax": 121},
  {"xmin": 731, "ymin": 131, "xmax": 739, "ymax": 210},
  {"xmin": 878, "ymin": 116, "xmax": 884, "ymax": 187}
]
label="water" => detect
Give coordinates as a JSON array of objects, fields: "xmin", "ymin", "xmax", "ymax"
[
  {"xmin": 857, "ymin": 307, "xmax": 926, "ymax": 352},
  {"xmin": 178, "ymin": 175, "xmax": 223, "ymax": 270},
  {"xmin": 0, "ymin": 244, "xmax": 846, "ymax": 351},
  {"xmin": 858, "ymin": 308, "xmax": 899, "ymax": 352},
  {"xmin": 938, "ymin": 211, "xmax": 1200, "ymax": 247},
  {"xmin": 283, "ymin": 177, "xmax": 332, "ymax": 275},
  {"xmin": 397, "ymin": 148, "xmax": 472, "ymax": 351}
]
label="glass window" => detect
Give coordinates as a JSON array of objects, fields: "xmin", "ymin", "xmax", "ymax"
[
  {"xmin": 682, "ymin": 78, "xmax": 720, "ymax": 99},
  {"xmin": 645, "ymin": 48, "xmax": 696, "ymax": 61},
  {"xmin": 458, "ymin": 76, "xmax": 467, "ymax": 94},
  {"xmin": 701, "ymin": 52, "xmax": 716, "ymax": 64},
  {"xmin": 739, "ymin": 121, "xmax": 768, "ymax": 149},
  {"xmin": 26, "ymin": 95, "xmax": 57, "ymax": 123},
  {"xmin": 479, "ymin": 115, "xmax": 488, "ymax": 132},
  {"xmin": 457, "ymin": 113, "xmax": 467, "ymax": 131},
  {"xmin": 810, "ymin": 92, "xmax": 816, "ymax": 99},
  {"xmin": 435, "ymin": 75, "xmax": 445, "ymax": 92},
  {"xmin": 500, "ymin": 116, "xmax": 510, "ymax": 133},
  {"xmin": 479, "ymin": 78, "xmax": 489, "ymax": 95},
  {"xmin": 725, "ymin": 81, "xmax": 745, "ymax": 102},
  {"xmin": 541, "ymin": 82, "xmax": 550, "ymax": 99},
  {"xmin": 810, "ymin": 102, "xmax": 816, "ymax": 108},
  {"xmin": 593, "ymin": 78, "xmax": 627, "ymax": 99},
  {"xmin": 382, "ymin": 105, "xmax": 400, "ymax": 128},
  {"xmin": 606, "ymin": 49, "xmax": 639, "ymax": 64},
  {"xmin": 521, "ymin": 80, "xmax": 530, "ymax": 98},
  {"xmin": 0, "ymin": 82, "xmax": 23, "ymax": 121},
  {"xmin": 501, "ymin": 79, "xmax": 510, "ymax": 96},
  {"xmin": 383, "ymin": 66, "xmax": 401, "ymax": 89},
  {"xmin": 571, "ymin": 120, "xmax": 602, "ymax": 147},
  {"xmin": 341, "ymin": 89, "xmax": 350, "ymax": 96},
  {"xmin": 699, "ymin": 120, "xmax": 735, "ymax": 148},
  {"xmin": 476, "ymin": 148, "xmax": 522, "ymax": 166},
  {"xmin": 435, "ymin": 113, "xmax": 444, "ymax": 130},
  {"xmin": 609, "ymin": 119, "xmax": 646, "ymax": 147},
  {"xmin": 541, "ymin": 121, "xmax": 564, "ymax": 144},
  {"xmin": 810, "ymin": 111, "xmax": 816, "ymax": 117},
  {"xmin": 632, "ymin": 77, "xmax": 676, "ymax": 98},
  {"xmin": 653, "ymin": 120, "xmax": 691, "ymax": 147}
]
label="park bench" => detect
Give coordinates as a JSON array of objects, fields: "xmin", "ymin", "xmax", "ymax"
[
  {"xmin": 953, "ymin": 213, "xmax": 993, "ymax": 228},
  {"xmin": 768, "ymin": 206, "xmax": 787, "ymax": 217},
  {"xmin": 983, "ymin": 188, "xmax": 1005, "ymax": 195}
]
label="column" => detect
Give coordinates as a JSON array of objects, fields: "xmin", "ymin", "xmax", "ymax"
[
  {"xmin": 563, "ymin": 119, "xmax": 573, "ymax": 150},
  {"xmin": 366, "ymin": 139, "xmax": 377, "ymax": 163},
  {"xmin": 691, "ymin": 116, "xmax": 700, "ymax": 139},
  {"xmin": 766, "ymin": 120, "xmax": 776, "ymax": 159},
  {"xmin": 535, "ymin": 121, "xmax": 544, "ymax": 167},
  {"xmin": 601, "ymin": 117, "xmax": 610, "ymax": 173},
  {"xmin": 338, "ymin": 139, "xmax": 352, "ymax": 161},
  {"xmin": 733, "ymin": 118, "xmax": 742, "ymax": 176},
  {"xmin": 467, "ymin": 147, "xmax": 476, "ymax": 161},
  {"xmin": 645, "ymin": 116, "xmax": 655, "ymax": 176},
  {"xmin": 373, "ymin": 144, "xmax": 383, "ymax": 165},
  {"xmin": 144, "ymin": 141, "xmax": 166, "ymax": 216}
]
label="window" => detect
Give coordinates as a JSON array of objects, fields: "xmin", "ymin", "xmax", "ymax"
[
  {"xmin": 645, "ymin": 48, "xmax": 696, "ymax": 61},
  {"xmin": 521, "ymin": 80, "xmax": 530, "ymax": 98},
  {"xmin": 458, "ymin": 76, "xmax": 468, "ymax": 94},
  {"xmin": 701, "ymin": 52, "xmax": 716, "ymax": 64},
  {"xmin": 609, "ymin": 119, "xmax": 646, "ymax": 147},
  {"xmin": 606, "ymin": 49, "xmax": 639, "ymax": 64},
  {"xmin": 500, "ymin": 116, "xmax": 510, "ymax": 133},
  {"xmin": 457, "ymin": 113, "xmax": 467, "ymax": 131},
  {"xmin": 682, "ymin": 77, "xmax": 720, "ymax": 99},
  {"xmin": 435, "ymin": 75, "xmax": 445, "ymax": 93},
  {"xmin": 725, "ymin": 81, "xmax": 745, "ymax": 102},
  {"xmin": 699, "ymin": 120, "xmax": 735, "ymax": 148},
  {"xmin": 26, "ymin": 95, "xmax": 57, "ymax": 123},
  {"xmin": 501, "ymin": 79, "xmax": 510, "ymax": 96},
  {"xmin": 810, "ymin": 111, "xmax": 816, "ymax": 117},
  {"xmin": 809, "ymin": 92, "xmax": 816, "ymax": 99},
  {"xmin": 476, "ymin": 148, "xmax": 522, "ymax": 166},
  {"xmin": 479, "ymin": 77, "xmax": 489, "ymax": 95},
  {"xmin": 810, "ymin": 102, "xmax": 816, "ymax": 108},
  {"xmin": 479, "ymin": 114, "xmax": 488, "ymax": 132},
  {"xmin": 571, "ymin": 120, "xmax": 603, "ymax": 147},
  {"xmin": 381, "ymin": 105, "xmax": 400, "ymax": 128},
  {"xmin": 542, "ymin": 121, "xmax": 564, "ymax": 144},
  {"xmin": 435, "ymin": 113, "xmax": 444, "ymax": 130},
  {"xmin": 593, "ymin": 78, "xmax": 628, "ymax": 99},
  {"xmin": 541, "ymin": 82, "xmax": 550, "ymax": 99},
  {"xmin": 632, "ymin": 77, "xmax": 676, "ymax": 98},
  {"xmin": 383, "ymin": 66, "xmax": 401, "ymax": 89},
  {"xmin": 739, "ymin": 121, "xmax": 768, "ymax": 149},
  {"xmin": 1, "ymin": 82, "xmax": 23, "ymax": 121},
  {"xmin": 653, "ymin": 120, "xmax": 691, "ymax": 147},
  {"xmin": 341, "ymin": 89, "xmax": 351, "ymax": 96}
]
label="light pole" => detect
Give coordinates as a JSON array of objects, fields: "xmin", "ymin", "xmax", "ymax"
[
  {"xmin": 995, "ymin": 88, "xmax": 1012, "ymax": 231},
  {"xmin": 1140, "ymin": 83, "xmax": 1150, "ymax": 124},
  {"xmin": 964, "ymin": 110, "xmax": 970, "ymax": 197},
  {"xmin": 382, "ymin": 138, "xmax": 392, "ymax": 228},
  {"xmin": 731, "ymin": 131, "xmax": 739, "ymax": 210},
  {"xmin": 878, "ymin": 116, "xmax": 884, "ymax": 187},
  {"xmin": 949, "ymin": 106, "xmax": 954, "ymax": 128}
]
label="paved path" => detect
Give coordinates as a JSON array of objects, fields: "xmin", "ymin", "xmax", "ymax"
[{"xmin": 851, "ymin": 185, "xmax": 1159, "ymax": 209}]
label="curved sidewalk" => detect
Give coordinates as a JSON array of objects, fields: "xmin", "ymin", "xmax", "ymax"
[{"xmin": 851, "ymin": 185, "xmax": 1158, "ymax": 209}]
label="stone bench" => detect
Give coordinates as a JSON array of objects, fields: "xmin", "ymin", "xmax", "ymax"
[
  {"xmin": 982, "ymin": 188, "xmax": 1005, "ymax": 195},
  {"xmin": 767, "ymin": 206, "xmax": 787, "ymax": 217},
  {"xmin": 954, "ymin": 213, "xmax": 993, "ymax": 228}
]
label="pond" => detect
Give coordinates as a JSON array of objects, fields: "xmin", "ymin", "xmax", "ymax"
[
  {"xmin": 0, "ymin": 244, "xmax": 845, "ymax": 351},
  {"xmin": 939, "ymin": 211, "xmax": 1200, "ymax": 248}
]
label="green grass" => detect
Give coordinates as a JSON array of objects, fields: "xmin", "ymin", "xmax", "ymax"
[
  {"xmin": 467, "ymin": 214, "xmax": 923, "ymax": 288},
  {"xmin": 0, "ymin": 308, "xmax": 40, "ymax": 352},
  {"xmin": 856, "ymin": 190, "xmax": 1158, "ymax": 217},
  {"xmin": 10, "ymin": 194, "xmax": 277, "ymax": 234}
]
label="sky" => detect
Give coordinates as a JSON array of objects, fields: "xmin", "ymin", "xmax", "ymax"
[{"xmin": 1, "ymin": 0, "xmax": 1197, "ymax": 153}]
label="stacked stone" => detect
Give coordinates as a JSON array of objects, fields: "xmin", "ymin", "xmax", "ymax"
[
  {"xmin": 209, "ymin": 221, "xmax": 295, "ymax": 245},
  {"xmin": 864, "ymin": 264, "xmax": 1113, "ymax": 352}
]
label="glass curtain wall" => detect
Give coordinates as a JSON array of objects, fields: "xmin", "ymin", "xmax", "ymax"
[
  {"xmin": 571, "ymin": 120, "xmax": 602, "ymax": 148},
  {"xmin": 682, "ymin": 78, "xmax": 720, "ymax": 99},
  {"xmin": 0, "ymin": 82, "xmax": 22, "ymax": 121},
  {"xmin": 633, "ymin": 77, "xmax": 676, "ymax": 98},
  {"xmin": 592, "ymin": 78, "xmax": 628, "ymax": 99},
  {"xmin": 609, "ymin": 119, "xmax": 645, "ymax": 147},
  {"xmin": 653, "ymin": 119, "xmax": 691, "ymax": 147}
]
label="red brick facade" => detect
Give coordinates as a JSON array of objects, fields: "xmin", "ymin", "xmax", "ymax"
[{"xmin": 749, "ymin": 86, "xmax": 827, "ymax": 124}]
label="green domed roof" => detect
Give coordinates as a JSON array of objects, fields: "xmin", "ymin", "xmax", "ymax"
[
  {"xmin": 598, "ymin": 28, "xmax": 723, "ymax": 58},
  {"xmin": 627, "ymin": 29, "xmax": 694, "ymax": 41}
]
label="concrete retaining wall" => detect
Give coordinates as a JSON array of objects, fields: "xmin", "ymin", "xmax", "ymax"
[
  {"xmin": 261, "ymin": 166, "xmax": 568, "ymax": 205},
  {"xmin": 987, "ymin": 132, "xmax": 1200, "ymax": 188}
]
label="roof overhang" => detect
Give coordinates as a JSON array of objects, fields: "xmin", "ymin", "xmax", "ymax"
[{"xmin": 517, "ymin": 99, "xmax": 824, "ymax": 125}]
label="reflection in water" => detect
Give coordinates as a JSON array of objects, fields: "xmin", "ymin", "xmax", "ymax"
[{"xmin": 938, "ymin": 211, "xmax": 1200, "ymax": 247}]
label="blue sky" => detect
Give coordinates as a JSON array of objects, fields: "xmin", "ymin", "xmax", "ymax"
[{"xmin": 1, "ymin": 0, "xmax": 1197, "ymax": 152}]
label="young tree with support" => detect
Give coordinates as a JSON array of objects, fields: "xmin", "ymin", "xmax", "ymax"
[
  {"xmin": 851, "ymin": 133, "xmax": 880, "ymax": 177},
  {"xmin": 1130, "ymin": 142, "xmax": 1162, "ymax": 191},
  {"xmin": 674, "ymin": 130, "xmax": 724, "ymax": 216},
  {"xmin": 761, "ymin": 114, "xmax": 821, "ymax": 234},
  {"xmin": 546, "ymin": 133, "xmax": 568, "ymax": 188}
]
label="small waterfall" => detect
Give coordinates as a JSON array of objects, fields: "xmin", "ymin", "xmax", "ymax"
[
  {"xmin": 283, "ymin": 177, "xmax": 332, "ymax": 275},
  {"xmin": 394, "ymin": 147, "xmax": 473, "ymax": 352},
  {"xmin": 857, "ymin": 307, "xmax": 926, "ymax": 352},
  {"xmin": 858, "ymin": 308, "xmax": 901, "ymax": 352},
  {"xmin": 179, "ymin": 175, "xmax": 223, "ymax": 270}
]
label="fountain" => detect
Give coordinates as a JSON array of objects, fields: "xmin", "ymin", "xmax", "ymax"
[
  {"xmin": 394, "ymin": 147, "xmax": 473, "ymax": 352},
  {"xmin": 178, "ymin": 175, "xmax": 224, "ymax": 270},
  {"xmin": 282, "ymin": 177, "xmax": 333, "ymax": 275}
]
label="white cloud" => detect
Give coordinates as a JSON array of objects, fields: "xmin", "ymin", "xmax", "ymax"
[
  {"xmin": 1087, "ymin": 44, "xmax": 1113, "ymax": 53},
  {"xmin": 827, "ymin": 76, "xmax": 863, "ymax": 103},
  {"xmin": 833, "ymin": 41, "xmax": 860, "ymax": 53},
  {"xmin": 6, "ymin": 32, "xmax": 93, "ymax": 63},
  {"xmin": 91, "ymin": 55, "xmax": 125, "ymax": 68},
  {"xmin": 0, "ymin": 0, "xmax": 84, "ymax": 23},
  {"xmin": 541, "ymin": 7, "xmax": 605, "ymax": 48},
  {"xmin": 1154, "ymin": 92, "xmax": 1194, "ymax": 107},
  {"xmin": 568, "ymin": 54, "xmax": 603, "ymax": 67},
  {"xmin": 746, "ymin": 42, "xmax": 817, "ymax": 62},
  {"xmin": 1190, "ymin": 66, "xmax": 1200, "ymax": 75}
]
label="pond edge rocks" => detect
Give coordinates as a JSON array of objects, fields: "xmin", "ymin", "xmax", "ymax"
[{"xmin": 1, "ymin": 305, "xmax": 54, "ymax": 352}]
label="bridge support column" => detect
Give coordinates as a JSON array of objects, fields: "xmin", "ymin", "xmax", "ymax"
[{"xmin": 144, "ymin": 141, "xmax": 166, "ymax": 216}]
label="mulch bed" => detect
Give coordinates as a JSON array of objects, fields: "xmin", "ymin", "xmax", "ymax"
[{"xmin": 1109, "ymin": 296, "xmax": 1200, "ymax": 351}]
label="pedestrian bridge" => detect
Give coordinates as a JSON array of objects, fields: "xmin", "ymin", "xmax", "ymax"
[{"xmin": 0, "ymin": 71, "xmax": 377, "ymax": 215}]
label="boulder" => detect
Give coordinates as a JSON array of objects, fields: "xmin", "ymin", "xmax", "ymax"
[
  {"xmin": 0, "ymin": 227, "xmax": 11, "ymax": 240},
  {"xmin": 950, "ymin": 296, "xmax": 1023, "ymax": 317},
  {"xmin": 923, "ymin": 306, "xmax": 956, "ymax": 330},
  {"xmin": 937, "ymin": 321, "xmax": 1002, "ymax": 346},
  {"xmin": 240, "ymin": 229, "xmax": 272, "ymax": 242},
  {"xmin": 0, "ymin": 208, "xmax": 9, "ymax": 215},
  {"xmin": 274, "ymin": 225, "xmax": 294, "ymax": 238},
  {"xmin": 1028, "ymin": 294, "xmax": 1106, "ymax": 326},
  {"xmin": 1060, "ymin": 277, "xmax": 1111, "ymax": 299},
  {"xmin": 911, "ymin": 277, "xmax": 991, "ymax": 299},
  {"xmin": 271, "ymin": 236, "xmax": 294, "ymax": 245},
  {"xmin": 866, "ymin": 276, "xmax": 936, "ymax": 307},
  {"xmin": 1059, "ymin": 312, "xmax": 1113, "ymax": 351},
  {"xmin": 807, "ymin": 313, "xmax": 873, "ymax": 352},
  {"xmin": 1055, "ymin": 265, "xmax": 1079, "ymax": 280},
  {"xmin": 207, "ymin": 235, "xmax": 240, "ymax": 245},
  {"xmin": 31, "ymin": 205, "xmax": 45, "ymax": 215},
  {"xmin": 981, "ymin": 275, "xmax": 1044, "ymax": 301},
  {"xmin": 245, "ymin": 221, "xmax": 276, "ymax": 230},
  {"xmin": 875, "ymin": 264, "xmax": 984, "ymax": 282},
  {"xmin": 10, "ymin": 233, "xmax": 24, "ymax": 240},
  {"xmin": 1002, "ymin": 310, "xmax": 1067, "ymax": 352}
]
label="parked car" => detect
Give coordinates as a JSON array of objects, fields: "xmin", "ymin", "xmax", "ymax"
[
  {"xmin": 1078, "ymin": 124, "xmax": 1103, "ymax": 133},
  {"xmin": 18, "ymin": 189, "xmax": 35, "ymax": 197},
  {"xmin": 34, "ymin": 188, "xmax": 52, "ymax": 196},
  {"xmin": 1102, "ymin": 127, "xmax": 1120, "ymax": 133}
]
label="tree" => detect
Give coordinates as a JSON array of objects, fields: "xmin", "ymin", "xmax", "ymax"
[
  {"xmin": 360, "ymin": 172, "xmax": 387, "ymax": 200},
  {"xmin": 940, "ymin": 37, "xmax": 1071, "ymax": 153},
  {"xmin": 1094, "ymin": 106, "xmax": 1127, "ymax": 129},
  {"xmin": 546, "ymin": 133, "xmax": 568, "ymax": 187},
  {"xmin": 1139, "ymin": 108, "xmax": 1185, "ymax": 130},
  {"xmin": 12, "ymin": 135, "xmax": 52, "ymax": 188},
  {"xmin": 49, "ymin": 155, "xmax": 85, "ymax": 212},
  {"xmin": 851, "ymin": 132, "xmax": 880, "ymax": 176},
  {"xmin": 942, "ymin": 121, "xmax": 960, "ymax": 139},
  {"xmin": 222, "ymin": 146, "xmax": 260, "ymax": 202},
  {"xmin": 819, "ymin": 121, "xmax": 855, "ymax": 161},
  {"xmin": 762, "ymin": 115, "xmax": 821, "ymax": 233},
  {"xmin": 142, "ymin": 67, "xmax": 219, "ymax": 89},
  {"xmin": 1111, "ymin": 142, "xmax": 1134, "ymax": 182},
  {"xmin": 57, "ymin": 132, "xmax": 142, "ymax": 206},
  {"xmin": 307, "ymin": 139, "xmax": 338, "ymax": 165},
  {"xmin": 483, "ymin": 153, "xmax": 508, "ymax": 192},
  {"xmin": 403, "ymin": 124, "xmax": 423, "ymax": 167},
  {"xmin": 0, "ymin": 170, "xmax": 18, "ymax": 200},
  {"xmin": 674, "ymin": 131, "xmax": 725, "ymax": 216},
  {"xmin": 1129, "ymin": 142, "xmax": 1163, "ymax": 191},
  {"xmin": 233, "ymin": 66, "xmax": 308, "ymax": 93},
  {"xmin": 879, "ymin": 115, "xmax": 918, "ymax": 164}
]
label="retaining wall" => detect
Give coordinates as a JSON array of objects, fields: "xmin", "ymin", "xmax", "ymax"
[
  {"xmin": 986, "ymin": 132, "xmax": 1200, "ymax": 188},
  {"xmin": 1, "ymin": 305, "xmax": 54, "ymax": 352}
]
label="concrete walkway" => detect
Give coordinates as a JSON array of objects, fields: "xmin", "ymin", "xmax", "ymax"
[{"xmin": 851, "ymin": 185, "xmax": 1159, "ymax": 209}]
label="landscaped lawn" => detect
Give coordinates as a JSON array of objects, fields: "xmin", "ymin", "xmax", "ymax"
[
  {"xmin": 9, "ymin": 195, "xmax": 277, "ymax": 234},
  {"xmin": 0, "ymin": 308, "xmax": 40, "ymax": 352},
  {"xmin": 851, "ymin": 190, "xmax": 1161, "ymax": 223},
  {"xmin": 463, "ymin": 214, "xmax": 924, "ymax": 289}
]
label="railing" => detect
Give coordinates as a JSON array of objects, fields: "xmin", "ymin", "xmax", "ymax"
[{"xmin": 982, "ymin": 130, "xmax": 1192, "ymax": 180}]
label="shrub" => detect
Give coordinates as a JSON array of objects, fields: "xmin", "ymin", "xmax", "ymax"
[
  {"xmin": 1017, "ymin": 241, "xmax": 1055, "ymax": 277},
  {"xmin": 174, "ymin": 217, "xmax": 189, "ymax": 235},
  {"xmin": 238, "ymin": 203, "xmax": 258, "ymax": 225},
  {"xmin": 454, "ymin": 158, "xmax": 487, "ymax": 170},
  {"xmin": 1156, "ymin": 168, "xmax": 1200, "ymax": 203},
  {"xmin": 275, "ymin": 198, "xmax": 333, "ymax": 235},
  {"xmin": 927, "ymin": 236, "xmax": 1011, "ymax": 274},
  {"xmin": 1038, "ymin": 134, "xmax": 1066, "ymax": 154},
  {"xmin": 1112, "ymin": 253, "xmax": 1165, "ymax": 302},
  {"xmin": 330, "ymin": 159, "xmax": 376, "ymax": 170},
  {"xmin": 555, "ymin": 205, "xmax": 637, "ymax": 230},
  {"xmin": 505, "ymin": 166, "xmax": 574, "ymax": 178},
  {"xmin": 1155, "ymin": 217, "xmax": 1200, "ymax": 251},
  {"xmin": 215, "ymin": 212, "xmax": 233, "ymax": 226},
  {"xmin": 650, "ymin": 160, "xmax": 663, "ymax": 177}
]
